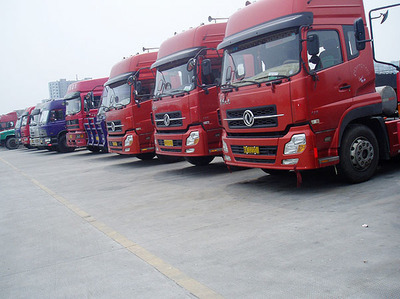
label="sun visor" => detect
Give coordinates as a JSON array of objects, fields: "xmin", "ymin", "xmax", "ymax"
[{"xmin": 218, "ymin": 12, "xmax": 313, "ymax": 50}]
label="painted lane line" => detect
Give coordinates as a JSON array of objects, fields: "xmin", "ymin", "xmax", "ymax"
[{"xmin": 0, "ymin": 156, "xmax": 223, "ymax": 299}]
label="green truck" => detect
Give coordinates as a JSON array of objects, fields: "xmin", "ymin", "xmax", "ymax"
[{"xmin": 0, "ymin": 111, "xmax": 19, "ymax": 150}]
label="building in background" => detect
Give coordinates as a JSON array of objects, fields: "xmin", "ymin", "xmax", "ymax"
[{"xmin": 49, "ymin": 79, "xmax": 77, "ymax": 99}]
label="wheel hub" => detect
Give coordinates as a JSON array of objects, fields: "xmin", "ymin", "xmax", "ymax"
[{"xmin": 350, "ymin": 138, "xmax": 374, "ymax": 170}]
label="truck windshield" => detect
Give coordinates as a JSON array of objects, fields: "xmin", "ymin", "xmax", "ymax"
[
  {"xmin": 30, "ymin": 113, "xmax": 40, "ymax": 126},
  {"xmin": 65, "ymin": 96, "xmax": 81, "ymax": 115},
  {"xmin": 222, "ymin": 29, "xmax": 300, "ymax": 87},
  {"xmin": 21, "ymin": 115, "xmax": 29, "ymax": 126},
  {"xmin": 97, "ymin": 87, "xmax": 112, "ymax": 118},
  {"xmin": 15, "ymin": 118, "xmax": 22, "ymax": 129},
  {"xmin": 105, "ymin": 81, "xmax": 131, "ymax": 108},
  {"xmin": 39, "ymin": 110, "xmax": 49, "ymax": 125},
  {"xmin": 154, "ymin": 62, "xmax": 195, "ymax": 98}
]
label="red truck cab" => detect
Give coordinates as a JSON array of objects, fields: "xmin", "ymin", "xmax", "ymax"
[
  {"xmin": 20, "ymin": 106, "xmax": 35, "ymax": 148},
  {"xmin": 64, "ymin": 77, "xmax": 108, "ymax": 151},
  {"xmin": 105, "ymin": 52, "xmax": 157, "ymax": 160},
  {"xmin": 0, "ymin": 112, "xmax": 17, "ymax": 131},
  {"xmin": 218, "ymin": 0, "xmax": 399, "ymax": 183},
  {"xmin": 152, "ymin": 22, "xmax": 227, "ymax": 166}
]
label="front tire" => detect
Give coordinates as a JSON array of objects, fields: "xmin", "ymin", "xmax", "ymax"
[
  {"xmin": 338, "ymin": 124, "xmax": 379, "ymax": 183},
  {"xmin": 5, "ymin": 137, "xmax": 19, "ymax": 150},
  {"xmin": 57, "ymin": 134, "xmax": 75, "ymax": 153}
]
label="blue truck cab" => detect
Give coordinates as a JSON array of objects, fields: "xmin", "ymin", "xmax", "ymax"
[{"xmin": 37, "ymin": 99, "xmax": 74, "ymax": 153}]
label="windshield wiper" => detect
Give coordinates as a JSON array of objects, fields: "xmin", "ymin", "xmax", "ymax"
[{"xmin": 221, "ymin": 82, "xmax": 239, "ymax": 93}]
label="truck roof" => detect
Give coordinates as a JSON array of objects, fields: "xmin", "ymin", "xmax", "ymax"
[
  {"xmin": 219, "ymin": 0, "xmax": 365, "ymax": 49},
  {"xmin": 66, "ymin": 77, "xmax": 108, "ymax": 94},
  {"xmin": 42, "ymin": 99, "xmax": 65, "ymax": 110},
  {"xmin": 21, "ymin": 106, "xmax": 35, "ymax": 117},
  {"xmin": 0, "ymin": 111, "xmax": 18, "ymax": 123},
  {"xmin": 106, "ymin": 52, "xmax": 158, "ymax": 86},
  {"xmin": 152, "ymin": 22, "xmax": 227, "ymax": 69}
]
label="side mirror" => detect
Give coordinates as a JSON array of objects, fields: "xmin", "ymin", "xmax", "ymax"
[
  {"xmin": 134, "ymin": 80, "xmax": 142, "ymax": 94},
  {"xmin": 85, "ymin": 92, "xmax": 93, "ymax": 111},
  {"xmin": 187, "ymin": 58, "xmax": 196, "ymax": 72},
  {"xmin": 133, "ymin": 80, "xmax": 142, "ymax": 107},
  {"xmin": 127, "ymin": 75, "xmax": 135, "ymax": 86},
  {"xmin": 307, "ymin": 34, "xmax": 320, "ymax": 56},
  {"xmin": 354, "ymin": 18, "xmax": 366, "ymax": 50},
  {"xmin": 201, "ymin": 59, "xmax": 212, "ymax": 76}
]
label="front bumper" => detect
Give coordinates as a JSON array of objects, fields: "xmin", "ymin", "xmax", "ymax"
[
  {"xmin": 222, "ymin": 125, "xmax": 319, "ymax": 170},
  {"xmin": 67, "ymin": 131, "xmax": 87, "ymax": 147},
  {"xmin": 155, "ymin": 126, "xmax": 222, "ymax": 157},
  {"xmin": 108, "ymin": 131, "xmax": 154, "ymax": 155}
]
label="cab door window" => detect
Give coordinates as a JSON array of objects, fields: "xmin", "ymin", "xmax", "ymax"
[{"xmin": 308, "ymin": 30, "xmax": 343, "ymax": 71}]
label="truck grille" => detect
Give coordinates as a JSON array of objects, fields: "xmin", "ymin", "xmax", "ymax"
[
  {"xmin": 235, "ymin": 157, "xmax": 275, "ymax": 164},
  {"xmin": 107, "ymin": 120, "xmax": 123, "ymax": 132},
  {"xmin": 155, "ymin": 111, "xmax": 184, "ymax": 128},
  {"xmin": 67, "ymin": 119, "xmax": 79, "ymax": 129},
  {"xmin": 108, "ymin": 141, "xmax": 122, "ymax": 148},
  {"xmin": 225, "ymin": 105, "xmax": 279, "ymax": 129}
]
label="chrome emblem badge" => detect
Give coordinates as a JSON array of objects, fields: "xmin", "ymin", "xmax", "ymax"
[
  {"xmin": 111, "ymin": 122, "xmax": 116, "ymax": 132},
  {"xmin": 163, "ymin": 114, "xmax": 170, "ymax": 127},
  {"xmin": 243, "ymin": 110, "xmax": 255, "ymax": 127}
]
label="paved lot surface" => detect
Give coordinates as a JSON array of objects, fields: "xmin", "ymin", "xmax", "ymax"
[{"xmin": 1, "ymin": 146, "xmax": 400, "ymax": 298}]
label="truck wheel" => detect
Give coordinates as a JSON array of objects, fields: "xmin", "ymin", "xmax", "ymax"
[
  {"xmin": 57, "ymin": 134, "xmax": 75, "ymax": 153},
  {"xmin": 5, "ymin": 137, "xmax": 19, "ymax": 150},
  {"xmin": 136, "ymin": 153, "xmax": 155, "ymax": 160},
  {"xmin": 338, "ymin": 124, "xmax": 379, "ymax": 183},
  {"xmin": 185, "ymin": 156, "xmax": 215, "ymax": 166}
]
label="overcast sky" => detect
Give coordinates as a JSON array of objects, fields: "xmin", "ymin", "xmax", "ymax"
[{"xmin": 0, "ymin": 0, "xmax": 399, "ymax": 115}]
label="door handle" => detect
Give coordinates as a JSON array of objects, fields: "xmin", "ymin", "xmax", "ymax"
[{"xmin": 339, "ymin": 84, "xmax": 351, "ymax": 91}]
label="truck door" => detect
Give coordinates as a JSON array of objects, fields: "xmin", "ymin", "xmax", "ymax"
[{"xmin": 306, "ymin": 27, "xmax": 353, "ymax": 135}]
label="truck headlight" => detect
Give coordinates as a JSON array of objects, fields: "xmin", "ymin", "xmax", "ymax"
[
  {"xmin": 284, "ymin": 134, "xmax": 306, "ymax": 155},
  {"xmin": 222, "ymin": 140, "xmax": 228, "ymax": 153},
  {"xmin": 125, "ymin": 135, "xmax": 133, "ymax": 147},
  {"xmin": 186, "ymin": 131, "xmax": 199, "ymax": 146}
]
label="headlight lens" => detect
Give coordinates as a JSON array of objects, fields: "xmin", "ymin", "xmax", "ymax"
[
  {"xmin": 222, "ymin": 140, "xmax": 228, "ymax": 153},
  {"xmin": 284, "ymin": 134, "xmax": 306, "ymax": 155},
  {"xmin": 186, "ymin": 131, "xmax": 199, "ymax": 146},
  {"xmin": 125, "ymin": 135, "xmax": 133, "ymax": 147}
]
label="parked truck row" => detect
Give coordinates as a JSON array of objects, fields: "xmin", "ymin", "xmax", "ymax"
[{"xmin": 3, "ymin": 0, "xmax": 400, "ymax": 184}]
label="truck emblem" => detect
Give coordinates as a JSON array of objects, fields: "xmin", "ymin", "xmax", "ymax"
[
  {"xmin": 243, "ymin": 110, "xmax": 255, "ymax": 127},
  {"xmin": 111, "ymin": 122, "xmax": 116, "ymax": 132},
  {"xmin": 163, "ymin": 114, "xmax": 170, "ymax": 126}
]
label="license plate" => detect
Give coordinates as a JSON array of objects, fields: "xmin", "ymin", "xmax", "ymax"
[
  {"xmin": 95, "ymin": 136, "xmax": 99, "ymax": 141},
  {"xmin": 243, "ymin": 146, "xmax": 260, "ymax": 155},
  {"xmin": 164, "ymin": 139, "xmax": 173, "ymax": 147},
  {"xmin": 112, "ymin": 141, "xmax": 118, "ymax": 146}
]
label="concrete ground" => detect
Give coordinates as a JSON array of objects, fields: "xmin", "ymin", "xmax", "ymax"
[{"xmin": 1, "ymin": 146, "xmax": 400, "ymax": 298}]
